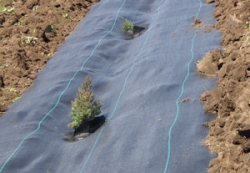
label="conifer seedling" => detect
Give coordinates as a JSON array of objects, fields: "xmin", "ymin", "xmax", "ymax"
[
  {"xmin": 68, "ymin": 74, "xmax": 102, "ymax": 129},
  {"xmin": 122, "ymin": 19, "xmax": 134, "ymax": 32}
]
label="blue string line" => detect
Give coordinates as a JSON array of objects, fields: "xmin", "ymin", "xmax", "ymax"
[
  {"xmin": 163, "ymin": 0, "xmax": 202, "ymax": 173},
  {"xmin": 0, "ymin": 1, "xmax": 128, "ymax": 172},
  {"xmin": 79, "ymin": 3, "xmax": 167, "ymax": 173}
]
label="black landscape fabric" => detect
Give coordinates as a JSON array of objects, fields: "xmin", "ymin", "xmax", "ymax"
[{"xmin": 0, "ymin": 0, "xmax": 221, "ymax": 172}]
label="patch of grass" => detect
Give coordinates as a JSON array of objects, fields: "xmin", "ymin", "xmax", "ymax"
[{"xmin": 122, "ymin": 19, "xmax": 134, "ymax": 32}]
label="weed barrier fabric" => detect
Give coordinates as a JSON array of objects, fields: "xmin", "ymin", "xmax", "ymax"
[{"xmin": 0, "ymin": 0, "xmax": 221, "ymax": 173}]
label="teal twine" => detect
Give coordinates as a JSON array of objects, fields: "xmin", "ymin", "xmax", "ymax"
[
  {"xmin": 79, "ymin": 1, "xmax": 168, "ymax": 172},
  {"xmin": 163, "ymin": 0, "xmax": 202, "ymax": 172}
]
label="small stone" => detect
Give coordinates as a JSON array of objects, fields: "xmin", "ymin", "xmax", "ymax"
[{"xmin": 182, "ymin": 98, "xmax": 191, "ymax": 102}]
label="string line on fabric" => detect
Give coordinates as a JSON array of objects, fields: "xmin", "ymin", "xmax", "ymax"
[
  {"xmin": 163, "ymin": 0, "xmax": 203, "ymax": 173},
  {"xmin": 79, "ymin": 2, "xmax": 168, "ymax": 173},
  {"xmin": 0, "ymin": 0, "xmax": 128, "ymax": 172}
]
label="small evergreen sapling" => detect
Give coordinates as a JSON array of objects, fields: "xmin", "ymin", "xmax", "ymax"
[
  {"xmin": 68, "ymin": 74, "xmax": 102, "ymax": 129},
  {"xmin": 122, "ymin": 19, "xmax": 134, "ymax": 32}
]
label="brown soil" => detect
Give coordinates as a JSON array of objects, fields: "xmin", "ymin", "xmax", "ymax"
[
  {"xmin": 198, "ymin": 0, "xmax": 250, "ymax": 172},
  {"xmin": 0, "ymin": 0, "xmax": 99, "ymax": 115}
]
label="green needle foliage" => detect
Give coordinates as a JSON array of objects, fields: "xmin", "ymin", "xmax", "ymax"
[
  {"xmin": 68, "ymin": 74, "xmax": 102, "ymax": 129},
  {"xmin": 122, "ymin": 19, "xmax": 134, "ymax": 32}
]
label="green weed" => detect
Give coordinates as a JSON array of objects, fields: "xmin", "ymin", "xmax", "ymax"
[
  {"xmin": 4, "ymin": 88, "xmax": 17, "ymax": 93},
  {"xmin": 22, "ymin": 36, "xmax": 38, "ymax": 45},
  {"xmin": 0, "ymin": 4, "xmax": 6, "ymax": 12},
  {"xmin": 245, "ymin": 37, "xmax": 249, "ymax": 42},
  {"xmin": 11, "ymin": 95, "xmax": 21, "ymax": 103},
  {"xmin": 32, "ymin": 5, "xmax": 39, "ymax": 12},
  {"xmin": 0, "ymin": 4, "xmax": 14, "ymax": 13},
  {"xmin": 51, "ymin": 25, "xmax": 56, "ymax": 33},
  {"xmin": 17, "ymin": 21, "xmax": 22, "ymax": 26},
  {"xmin": 62, "ymin": 14, "xmax": 73, "ymax": 22},
  {"xmin": 0, "ymin": 101, "xmax": 5, "ymax": 106},
  {"xmin": 246, "ymin": 21, "xmax": 250, "ymax": 28},
  {"xmin": 0, "ymin": 64, "xmax": 9, "ymax": 68}
]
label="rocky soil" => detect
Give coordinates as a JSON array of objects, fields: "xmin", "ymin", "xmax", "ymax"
[
  {"xmin": 0, "ymin": 0, "xmax": 99, "ymax": 115},
  {"xmin": 198, "ymin": 0, "xmax": 250, "ymax": 172}
]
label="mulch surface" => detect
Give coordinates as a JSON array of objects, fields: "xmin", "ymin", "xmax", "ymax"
[
  {"xmin": 0, "ymin": 0, "xmax": 99, "ymax": 115},
  {"xmin": 197, "ymin": 0, "xmax": 250, "ymax": 172}
]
